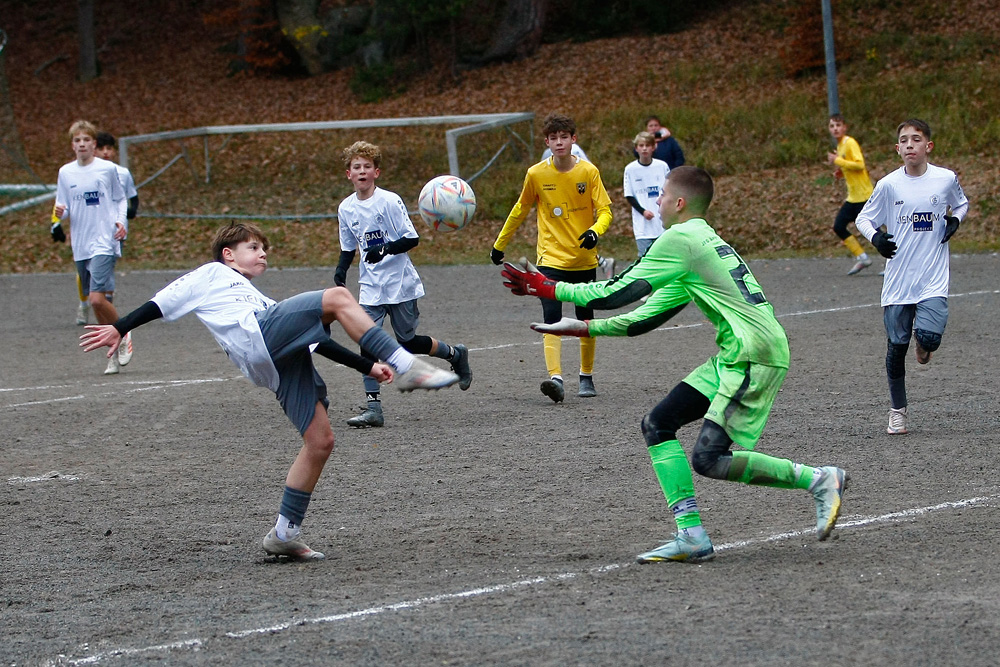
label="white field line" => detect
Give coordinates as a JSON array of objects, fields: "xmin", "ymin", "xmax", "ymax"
[
  {"xmin": 3, "ymin": 377, "xmax": 235, "ymax": 409},
  {"xmin": 7, "ymin": 288, "xmax": 998, "ymax": 408},
  {"xmin": 50, "ymin": 494, "xmax": 997, "ymax": 666}
]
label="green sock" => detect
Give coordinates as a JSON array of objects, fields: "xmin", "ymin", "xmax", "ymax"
[
  {"xmin": 727, "ymin": 451, "xmax": 815, "ymax": 490},
  {"xmin": 648, "ymin": 440, "xmax": 702, "ymax": 530}
]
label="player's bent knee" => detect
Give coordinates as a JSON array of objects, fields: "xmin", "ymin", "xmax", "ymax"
[
  {"xmin": 914, "ymin": 329, "xmax": 941, "ymax": 352},
  {"xmin": 691, "ymin": 422, "xmax": 732, "ymax": 480},
  {"xmin": 641, "ymin": 412, "xmax": 677, "ymax": 448}
]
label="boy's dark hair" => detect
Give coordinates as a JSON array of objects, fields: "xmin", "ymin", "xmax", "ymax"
[
  {"xmin": 212, "ymin": 222, "xmax": 270, "ymax": 262},
  {"xmin": 542, "ymin": 113, "xmax": 576, "ymax": 137},
  {"xmin": 342, "ymin": 140, "xmax": 382, "ymax": 169},
  {"xmin": 644, "ymin": 115, "xmax": 662, "ymax": 126},
  {"xmin": 667, "ymin": 166, "xmax": 714, "ymax": 213},
  {"xmin": 897, "ymin": 118, "xmax": 932, "ymax": 140},
  {"xmin": 829, "ymin": 113, "xmax": 845, "ymax": 123},
  {"xmin": 96, "ymin": 132, "xmax": 117, "ymax": 149}
]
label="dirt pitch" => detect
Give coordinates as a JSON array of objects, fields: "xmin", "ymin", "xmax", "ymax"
[{"xmin": 3, "ymin": 254, "xmax": 1000, "ymax": 666}]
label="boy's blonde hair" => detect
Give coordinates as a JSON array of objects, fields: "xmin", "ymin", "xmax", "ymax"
[
  {"xmin": 68, "ymin": 120, "xmax": 98, "ymax": 140},
  {"xmin": 342, "ymin": 141, "xmax": 382, "ymax": 169},
  {"xmin": 212, "ymin": 222, "xmax": 270, "ymax": 263},
  {"xmin": 634, "ymin": 131, "xmax": 656, "ymax": 147}
]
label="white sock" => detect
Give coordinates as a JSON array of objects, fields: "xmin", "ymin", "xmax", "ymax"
[
  {"xmin": 387, "ymin": 348, "xmax": 414, "ymax": 374},
  {"xmin": 275, "ymin": 514, "xmax": 300, "ymax": 541}
]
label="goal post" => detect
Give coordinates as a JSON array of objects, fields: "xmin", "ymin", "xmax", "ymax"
[{"xmin": 120, "ymin": 112, "xmax": 534, "ymax": 185}]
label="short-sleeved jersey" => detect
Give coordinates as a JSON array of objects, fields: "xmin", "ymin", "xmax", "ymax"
[
  {"xmin": 494, "ymin": 157, "xmax": 613, "ymax": 271},
  {"xmin": 152, "ymin": 262, "xmax": 279, "ymax": 391},
  {"xmin": 834, "ymin": 135, "xmax": 873, "ymax": 203},
  {"xmin": 856, "ymin": 164, "xmax": 969, "ymax": 306},
  {"xmin": 623, "ymin": 158, "xmax": 669, "ymax": 240},
  {"xmin": 55, "ymin": 157, "xmax": 127, "ymax": 261},
  {"xmin": 555, "ymin": 218, "xmax": 790, "ymax": 369},
  {"xmin": 338, "ymin": 187, "xmax": 425, "ymax": 306}
]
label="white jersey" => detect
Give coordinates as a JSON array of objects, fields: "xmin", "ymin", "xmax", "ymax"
[
  {"xmin": 151, "ymin": 262, "xmax": 279, "ymax": 391},
  {"xmin": 55, "ymin": 157, "xmax": 127, "ymax": 261},
  {"xmin": 116, "ymin": 164, "xmax": 138, "ymax": 199},
  {"xmin": 541, "ymin": 143, "xmax": 590, "ymax": 163},
  {"xmin": 338, "ymin": 187, "xmax": 424, "ymax": 306},
  {"xmin": 856, "ymin": 163, "xmax": 969, "ymax": 306},
  {"xmin": 623, "ymin": 158, "xmax": 670, "ymax": 240}
]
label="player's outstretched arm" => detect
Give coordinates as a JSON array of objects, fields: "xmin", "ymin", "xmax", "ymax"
[
  {"xmin": 531, "ymin": 318, "xmax": 591, "ymax": 337},
  {"xmin": 80, "ymin": 301, "xmax": 163, "ymax": 357},
  {"xmin": 500, "ymin": 260, "xmax": 557, "ymax": 300},
  {"xmin": 80, "ymin": 325, "xmax": 121, "ymax": 357}
]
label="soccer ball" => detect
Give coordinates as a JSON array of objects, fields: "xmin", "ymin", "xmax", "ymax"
[{"xmin": 417, "ymin": 175, "xmax": 477, "ymax": 232}]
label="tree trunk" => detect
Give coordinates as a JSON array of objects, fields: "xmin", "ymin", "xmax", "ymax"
[
  {"xmin": 77, "ymin": 0, "xmax": 98, "ymax": 82},
  {"xmin": 274, "ymin": 0, "xmax": 327, "ymax": 75},
  {"xmin": 480, "ymin": 0, "xmax": 547, "ymax": 63}
]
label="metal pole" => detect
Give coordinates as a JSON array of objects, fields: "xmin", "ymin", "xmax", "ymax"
[{"xmin": 821, "ymin": 0, "xmax": 839, "ymax": 117}]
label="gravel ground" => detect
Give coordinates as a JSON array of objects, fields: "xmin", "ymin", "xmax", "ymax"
[{"xmin": 3, "ymin": 254, "xmax": 999, "ymax": 666}]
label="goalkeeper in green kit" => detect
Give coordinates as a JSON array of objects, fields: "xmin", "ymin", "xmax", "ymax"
[{"xmin": 501, "ymin": 166, "xmax": 849, "ymax": 563}]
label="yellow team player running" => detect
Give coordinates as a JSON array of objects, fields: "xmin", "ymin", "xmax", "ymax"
[
  {"xmin": 826, "ymin": 114, "xmax": 875, "ymax": 275},
  {"xmin": 490, "ymin": 113, "xmax": 613, "ymax": 402}
]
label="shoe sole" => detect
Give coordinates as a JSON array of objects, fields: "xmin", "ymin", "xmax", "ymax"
[
  {"xmin": 636, "ymin": 548, "xmax": 715, "ymax": 564},
  {"xmin": 578, "ymin": 389, "xmax": 596, "ymax": 398},
  {"xmin": 540, "ymin": 380, "xmax": 564, "ymax": 403},
  {"xmin": 346, "ymin": 420, "xmax": 383, "ymax": 428},
  {"xmin": 817, "ymin": 470, "xmax": 850, "ymax": 541}
]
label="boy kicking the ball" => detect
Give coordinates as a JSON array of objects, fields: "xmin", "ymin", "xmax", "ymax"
[
  {"xmin": 334, "ymin": 140, "xmax": 472, "ymax": 428},
  {"xmin": 500, "ymin": 166, "xmax": 848, "ymax": 563},
  {"xmin": 81, "ymin": 222, "xmax": 459, "ymax": 561}
]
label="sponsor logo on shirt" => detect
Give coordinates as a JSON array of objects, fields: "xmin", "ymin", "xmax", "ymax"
[
  {"xmin": 894, "ymin": 200, "xmax": 903, "ymax": 205},
  {"xmin": 363, "ymin": 229, "xmax": 386, "ymax": 250},
  {"xmin": 900, "ymin": 211, "xmax": 936, "ymax": 232},
  {"xmin": 645, "ymin": 186, "xmax": 659, "ymax": 199}
]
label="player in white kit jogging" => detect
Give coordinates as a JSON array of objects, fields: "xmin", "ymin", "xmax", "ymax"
[{"xmin": 855, "ymin": 118, "xmax": 969, "ymax": 435}]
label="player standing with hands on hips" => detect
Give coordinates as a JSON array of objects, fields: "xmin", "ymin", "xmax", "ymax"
[
  {"xmin": 500, "ymin": 166, "xmax": 848, "ymax": 563},
  {"xmin": 490, "ymin": 113, "xmax": 613, "ymax": 402},
  {"xmin": 854, "ymin": 118, "xmax": 969, "ymax": 436}
]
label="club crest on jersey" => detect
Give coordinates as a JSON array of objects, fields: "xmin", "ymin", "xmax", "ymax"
[
  {"xmin": 930, "ymin": 194, "xmax": 940, "ymax": 205},
  {"xmin": 576, "ymin": 182, "xmax": 586, "ymax": 194}
]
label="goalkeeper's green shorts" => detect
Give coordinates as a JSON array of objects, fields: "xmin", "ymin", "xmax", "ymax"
[{"xmin": 683, "ymin": 356, "xmax": 786, "ymax": 451}]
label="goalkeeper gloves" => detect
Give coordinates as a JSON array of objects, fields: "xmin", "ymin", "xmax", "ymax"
[
  {"xmin": 871, "ymin": 231, "xmax": 897, "ymax": 259},
  {"xmin": 530, "ymin": 317, "xmax": 591, "ymax": 337},
  {"xmin": 942, "ymin": 215, "xmax": 960, "ymax": 243},
  {"xmin": 51, "ymin": 222, "xmax": 66, "ymax": 243},
  {"xmin": 577, "ymin": 229, "xmax": 599, "ymax": 249},
  {"xmin": 501, "ymin": 260, "xmax": 557, "ymax": 300},
  {"xmin": 490, "ymin": 248, "xmax": 505, "ymax": 265}
]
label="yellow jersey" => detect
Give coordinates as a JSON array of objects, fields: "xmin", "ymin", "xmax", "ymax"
[
  {"xmin": 494, "ymin": 157, "xmax": 613, "ymax": 270},
  {"xmin": 834, "ymin": 135, "xmax": 874, "ymax": 203}
]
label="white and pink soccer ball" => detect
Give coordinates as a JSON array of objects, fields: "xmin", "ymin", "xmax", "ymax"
[{"xmin": 417, "ymin": 175, "xmax": 477, "ymax": 232}]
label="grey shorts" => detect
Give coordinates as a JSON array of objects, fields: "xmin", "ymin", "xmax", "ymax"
[
  {"xmin": 256, "ymin": 290, "xmax": 331, "ymax": 436},
  {"xmin": 883, "ymin": 297, "xmax": 948, "ymax": 345},
  {"xmin": 362, "ymin": 300, "xmax": 420, "ymax": 342},
  {"xmin": 75, "ymin": 254, "xmax": 117, "ymax": 295}
]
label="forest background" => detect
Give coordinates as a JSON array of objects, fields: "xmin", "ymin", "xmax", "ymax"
[{"xmin": 0, "ymin": 0, "xmax": 997, "ymax": 273}]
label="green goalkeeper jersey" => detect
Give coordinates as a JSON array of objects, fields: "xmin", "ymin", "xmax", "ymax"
[{"xmin": 553, "ymin": 218, "xmax": 790, "ymax": 369}]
